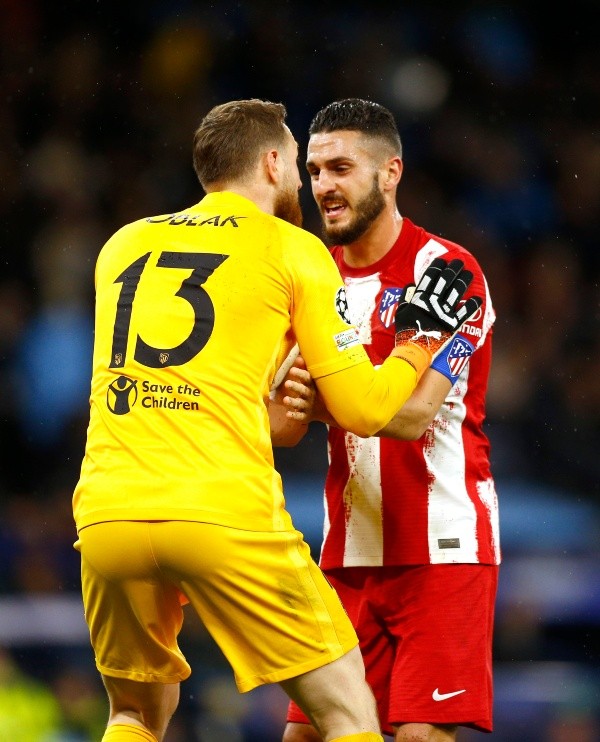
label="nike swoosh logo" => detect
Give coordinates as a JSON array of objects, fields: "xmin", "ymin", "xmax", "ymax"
[{"xmin": 432, "ymin": 688, "xmax": 466, "ymax": 701}]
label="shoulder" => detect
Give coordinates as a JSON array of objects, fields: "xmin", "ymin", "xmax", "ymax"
[
  {"xmin": 107, "ymin": 213, "xmax": 168, "ymax": 240},
  {"xmin": 270, "ymin": 216, "xmax": 330, "ymax": 254},
  {"xmin": 406, "ymin": 219, "xmax": 469, "ymax": 257},
  {"xmin": 98, "ymin": 218, "xmax": 147, "ymax": 254},
  {"xmin": 409, "ymin": 224, "xmax": 486, "ymax": 279}
]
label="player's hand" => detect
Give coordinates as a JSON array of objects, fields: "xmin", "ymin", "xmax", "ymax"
[
  {"xmin": 278, "ymin": 360, "xmax": 344, "ymax": 429},
  {"xmin": 394, "ymin": 257, "xmax": 482, "ymax": 361},
  {"xmin": 273, "ymin": 355, "xmax": 316, "ymax": 422}
]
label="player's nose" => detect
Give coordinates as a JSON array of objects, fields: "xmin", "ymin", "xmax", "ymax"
[{"xmin": 312, "ymin": 170, "xmax": 336, "ymax": 196}]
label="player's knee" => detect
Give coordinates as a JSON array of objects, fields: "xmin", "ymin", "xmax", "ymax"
[
  {"xmin": 103, "ymin": 676, "xmax": 179, "ymax": 739},
  {"xmin": 395, "ymin": 722, "xmax": 457, "ymax": 742}
]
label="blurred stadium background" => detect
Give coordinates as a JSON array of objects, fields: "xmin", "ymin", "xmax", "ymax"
[{"xmin": 0, "ymin": 1, "xmax": 598, "ymax": 740}]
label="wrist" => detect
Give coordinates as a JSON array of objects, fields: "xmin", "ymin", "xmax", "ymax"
[{"xmin": 391, "ymin": 340, "xmax": 432, "ymax": 378}]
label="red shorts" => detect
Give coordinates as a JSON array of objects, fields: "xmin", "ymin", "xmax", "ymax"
[{"xmin": 287, "ymin": 564, "xmax": 498, "ymax": 735}]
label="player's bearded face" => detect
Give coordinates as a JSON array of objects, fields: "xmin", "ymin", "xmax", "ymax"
[
  {"xmin": 274, "ymin": 170, "xmax": 303, "ymax": 227},
  {"xmin": 319, "ymin": 173, "xmax": 385, "ymax": 246}
]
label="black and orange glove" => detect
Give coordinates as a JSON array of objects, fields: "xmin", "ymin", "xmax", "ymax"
[{"xmin": 393, "ymin": 257, "xmax": 482, "ymax": 371}]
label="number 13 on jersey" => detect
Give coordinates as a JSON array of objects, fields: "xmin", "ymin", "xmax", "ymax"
[{"xmin": 109, "ymin": 251, "xmax": 228, "ymax": 370}]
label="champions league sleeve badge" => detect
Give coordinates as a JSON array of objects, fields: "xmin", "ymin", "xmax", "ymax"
[{"xmin": 335, "ymin": 287, "xmax": 352, "ymax": 325}]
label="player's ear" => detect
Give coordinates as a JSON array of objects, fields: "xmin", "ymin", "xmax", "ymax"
[
  {"xmin": 383, "ymin": 156, "xmax": 402, "ymax": 191},
  {"xmin": 265, "ymin": 149, "xmax": 280, "ymax": 184}
]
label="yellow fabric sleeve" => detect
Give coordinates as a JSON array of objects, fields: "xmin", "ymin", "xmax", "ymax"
[
  {"xmin": 330, "ymin": 733, "xmax": 384, "ymax": 742},
  {"xmin": 316, "ymin": 355, "xmax": 424, "ymax": 438},
  {"xmin": 102, "ymin": 724, "xmax": 158, "ymax": 742}
]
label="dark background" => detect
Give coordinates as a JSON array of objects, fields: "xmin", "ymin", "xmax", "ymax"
[{"xmin": 0, "ymin": 1, "xmax": 598, "ymax": 740}]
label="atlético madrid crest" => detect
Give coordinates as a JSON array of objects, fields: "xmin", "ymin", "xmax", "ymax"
[
  {"xmin": 379, "ymin": 288, "xmax": 403, "ymax": 328},
  {"xmin": 446, "ymin": 336, "xmax": 474, "ymax": 377}
]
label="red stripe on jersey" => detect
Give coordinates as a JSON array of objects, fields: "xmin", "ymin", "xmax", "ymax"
[
  {"xmin": 321, "ymin": 427, "xmax": 352, "ymax": 566},
  {"xmin": 380, "ymin": 436, "xmax": 431, "ymax": 563}
]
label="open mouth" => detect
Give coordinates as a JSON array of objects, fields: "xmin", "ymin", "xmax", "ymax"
[{"xmin": 322, "ymin": 199, "xmax": 347, "ymax": 219}]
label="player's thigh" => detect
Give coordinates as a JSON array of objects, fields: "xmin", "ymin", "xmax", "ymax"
[
  {"xmin": 388, "ymin": 564, "xmax": 497, "ymax": 730},
  {"xmin": 280, "ymin": 645, "xmax": 379, "ymax": 736},
  {"xmin": 332, "ymin": 568, "xmax": 402, "ymax": 736},
  {"xmin": 330, "ymin": 568, "xmax": 395, "ymax": 722},
  {"xmin": 150, "ymin": 522, "xmax": 359, "ymax": 693},
  {"xmin": 286, "ymin": 567, "xmax": 393, "ymax": 729},
  {"xmin": 76, "ymin": 522, "xmax": 190, "ymax": 683}
]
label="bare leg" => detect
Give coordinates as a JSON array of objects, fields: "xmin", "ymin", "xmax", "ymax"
[
  {"xmin": 102, "ymin": 675, "xmax": 180, "ymax": 742},
  {"xmin": 280, "ymin": 646, "xmax": 381, "ymax": 742},
  {"xmin": 394, "ymin": 723, "xmax": 457, "ymax": 742},
  {"xmin": 282, "ymin": 709, "xmax": 459, "ymax": 741},
  {"xmin": 283, "ymin": 721, "xmax": 322, "ymax": 741}
]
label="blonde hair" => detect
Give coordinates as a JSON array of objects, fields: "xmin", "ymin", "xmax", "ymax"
[{"xmin": 193, "ymin": 99, "xmax": 288, "ymax": 188}]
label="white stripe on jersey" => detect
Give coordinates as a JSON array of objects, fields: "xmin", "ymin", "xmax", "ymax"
[
  {"xmin": 478, "ymin": 476, "xmax": 502, "ymax": 563},
  {"xmin": 481, "ymin": 275, "xmax": 496, "ymax": 346},
  {"xmin": 414, "ymin": 238, "xmax": 447, "ymax": 283},
  {"xmin": 341, "ymin": 433, "xmax": 384, "ymax": 566},
  {"xmin": 425, "ymin": 365, "xmax": 479, "ymax": 561},
  {"xmin": 345, "ymin": 274, "xmax": 380, "ymax": 343},
  {"xmin": 336, "ymin": 273, "xmax": 386, "ymax": 565}
]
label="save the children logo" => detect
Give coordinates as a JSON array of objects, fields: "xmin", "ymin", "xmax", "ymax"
[
  {"xmin": 106, "ymin": 375, "xmax": 201, "ymax": 415},
  {"xmin": 107, "ymin": 375, "xmax": 139, "ymax": 415}
]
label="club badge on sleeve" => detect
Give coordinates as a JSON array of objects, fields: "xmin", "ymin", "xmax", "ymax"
[{"xmin": 446, "ymin": 336, "xmax": 474, "ymax": 377}]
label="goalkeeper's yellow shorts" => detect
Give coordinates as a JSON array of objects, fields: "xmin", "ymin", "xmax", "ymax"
[{"xmin": 75, "ymin": 520, "xmax": 358, "ymax": 692}]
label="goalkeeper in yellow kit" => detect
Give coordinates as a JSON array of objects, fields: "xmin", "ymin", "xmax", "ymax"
[{"xmin": 72, "ymin": 99, "xmax": 480, "ymax": 742}]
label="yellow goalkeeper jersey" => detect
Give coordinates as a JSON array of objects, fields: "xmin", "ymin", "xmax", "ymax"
[{"xmin": 73, "ymin": 192, "xmax": 370, "ymax": 533}]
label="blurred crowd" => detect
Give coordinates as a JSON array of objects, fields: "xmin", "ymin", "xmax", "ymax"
[{"xmin": 0, "ymin": 1, "xmax": 598, "ymax": 740}]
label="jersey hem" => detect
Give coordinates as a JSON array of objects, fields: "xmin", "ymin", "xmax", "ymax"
[
  {"xmin": 75, "ymin": 509, "xmax": 291, "ymax": 533},
  {"xmin": 320, "ymin": 558, "xmax": 502, "ymax": 569}
]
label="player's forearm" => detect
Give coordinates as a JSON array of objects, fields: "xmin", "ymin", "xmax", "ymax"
[
  {"xmin": 374, "ymin": 402, "xmax": 433, "ymax": 440},
  {"xmin": 316, "ymin": 356, "xmax": 423, "ymax": 438},
  {"xmin": 375, "ymin": 369, "xmax": 452, "ymax": 440},
  {"xmin": 268, "ymin": 399, "xmax": 309, "ymax": 446}
]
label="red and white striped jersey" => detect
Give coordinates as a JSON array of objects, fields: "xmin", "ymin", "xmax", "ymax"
[{"xmin": 319, "ymin": 218, "xmax": 501, "ymax": 568}]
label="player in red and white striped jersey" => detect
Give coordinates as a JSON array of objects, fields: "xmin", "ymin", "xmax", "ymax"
[{"xmin": 284, "ymin": 100, "xmax": 499, "ymax": 742}]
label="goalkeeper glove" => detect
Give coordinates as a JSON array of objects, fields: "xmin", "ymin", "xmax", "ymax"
[{"xmin": 393, "ymin": 257, "xmax": 482, "ymax": 370}]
